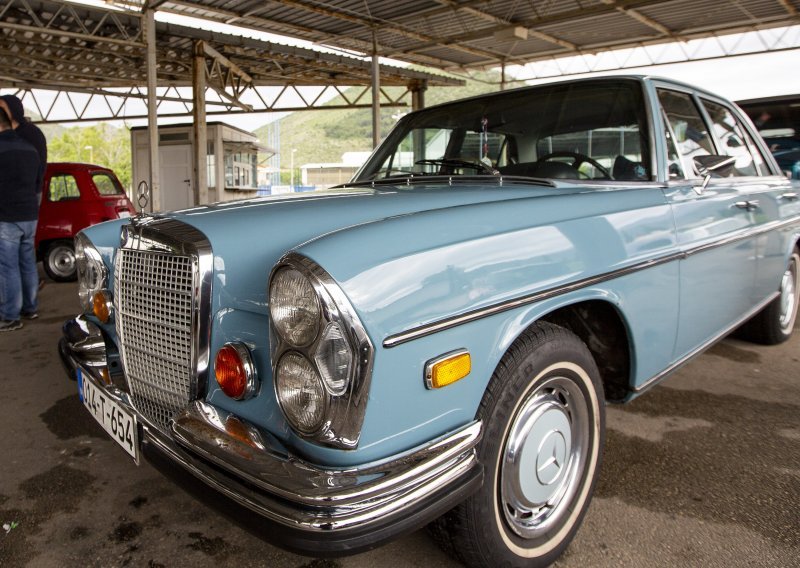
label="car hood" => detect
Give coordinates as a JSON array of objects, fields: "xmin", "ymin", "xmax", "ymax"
[{"xmin": 155, "ymin": 183, "xmax": 571, "ymax": 314}]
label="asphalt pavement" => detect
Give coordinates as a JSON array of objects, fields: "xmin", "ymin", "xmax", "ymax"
[{"xmin": 0, "ymin": 279, "xmax": 798, "ymax": 567}]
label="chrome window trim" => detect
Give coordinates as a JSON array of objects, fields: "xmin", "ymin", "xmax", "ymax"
[
  {"xmin": 117, "ymin": 216, "xmax": 213, "ymax": 405},
  {"xmin": 384, "ymin": 215, "xmax": 800, "ymax": 348},
  {"xmin": 269, "ymin": 252, "xmax": 375, "ymax": 449}
]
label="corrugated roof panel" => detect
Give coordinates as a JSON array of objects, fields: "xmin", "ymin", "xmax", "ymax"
[
  {"xmin": 536, "ymin": 12, "xmax": 661, "ymax": 47},
  {"xmin": 638, "ymin": 0, "xmax": 791, "ymax": 34}
]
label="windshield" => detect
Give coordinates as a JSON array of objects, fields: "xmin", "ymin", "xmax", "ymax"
[{"xmin": 354, "ymin": 80, "xmax": 651, "ymax": 183}]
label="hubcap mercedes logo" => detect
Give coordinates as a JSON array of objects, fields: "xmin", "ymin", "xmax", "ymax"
[{"xmin": 536, "ymin": 430, "xmax": 567, "ymax": 486}]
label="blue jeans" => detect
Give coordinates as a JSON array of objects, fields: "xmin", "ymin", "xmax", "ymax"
[{"xmin": 0, "ymin": 220, "xmax": 39, "ymax": 321}]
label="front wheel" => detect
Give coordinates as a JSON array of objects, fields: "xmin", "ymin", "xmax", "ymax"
[
  {"xmin": 431, "ymin": 322, "xmax": 605, "ymax": 568},
  {"xmin": 43, "ymin": 240, "xmax": 77, "ymax": 282}
]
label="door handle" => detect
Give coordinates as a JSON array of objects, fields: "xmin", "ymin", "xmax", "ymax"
[
  {"xmin": 779, "ymin": 192, "xmax": 798, "ymax": 201},
  {"xmin": 734, "ymin": 200, "xmax": 759, "ymax": 211}
]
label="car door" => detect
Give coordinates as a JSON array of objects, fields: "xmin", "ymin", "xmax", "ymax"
[
  {"xmin": 656, "ymin": 86, "xmax": 757, "ymax": 360},
  {"xmin": 700, "ymin": 97, "xmax": 800, "ymax": 304}
]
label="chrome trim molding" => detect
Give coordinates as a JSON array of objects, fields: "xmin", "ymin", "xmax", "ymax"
[
  {"xmin": 384, "ymin": 215, "xmax": 800, "ymax": 348},
  {"xmin": 633, "ymin": 291, "xmax": 779, "ymax": 393},
  {"xmin": 269, "ymin": 252, "xmax": 375, "ymax": 449},
  {"xmin": 171, "ymin": 401, "xmax": 481, "ymax": 517},
  {"xmin": 116, "ymin": 216, "xmax": 213, "ymax": 426},
  {"xmin": 61, "ymin": 316, "xmax": 108, "ymax": 379}
]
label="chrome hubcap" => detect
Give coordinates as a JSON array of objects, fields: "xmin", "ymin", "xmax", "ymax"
[
  {"xmin": 501, "ymin": 376, "xmax": 589, "ymax": 539},
  {"xmin": 49, "ymin": 245, "xmax": 76, "ymax": 277},
  {"xmin": 779, "ymin": 255, "xmax": 799, "ymax": 332}
]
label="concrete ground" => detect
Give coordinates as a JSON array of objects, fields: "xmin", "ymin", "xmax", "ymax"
[{"xmin": 0, "ymin": 279, "xmax": 798, "ymax": 568}]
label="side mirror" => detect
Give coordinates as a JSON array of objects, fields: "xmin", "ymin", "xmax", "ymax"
[
  {"xmin": 693, "ymin": 154, "xmax": 736, "ymax": 177},
  {"xmin": 693, "ymin": 155, "xmax": 737, "ymax": 194}
]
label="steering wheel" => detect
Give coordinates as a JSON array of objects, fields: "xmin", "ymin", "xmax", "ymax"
[{"xmin": 538, "ymin": 151, "xmax": 612, "ymax": 180}]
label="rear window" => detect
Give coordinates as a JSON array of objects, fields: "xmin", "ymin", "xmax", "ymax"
[{"xmin": 92, "ymin": 172, "xmax": 125, "ymax": 195}]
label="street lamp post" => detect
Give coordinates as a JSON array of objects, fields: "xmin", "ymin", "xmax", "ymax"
[{"xmin": 289, "ymin": 148, "xmax": 297, "ymax": 190}]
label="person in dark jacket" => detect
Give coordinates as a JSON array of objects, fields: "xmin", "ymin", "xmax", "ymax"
[
  {"xmin": 0, "ymin": 94, "xmax": 47, "ymax": 197},
  {"xmin": 0, "ymin": 106, "xmax": 41, "ymax": 331}
]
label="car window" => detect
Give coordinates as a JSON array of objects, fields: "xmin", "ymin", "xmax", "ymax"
[
  {"xmin": 657, "ymin": 89, "xmax": 714, "ymax": 177},
  {"xmin": 661, "ymin": 114, "xmax": 686, "ymax": 179},
  {"xmin": 48, "ymin": 174, "xmax": 80, "ymax": 201},
  {"xmin": 92, "ymin": 172, "xmax": 125, "ymax": 195},
  {"xmin": 356, "ymin": 80, "xmax": 651, "ymax": 182},
  {"xmin": 701, "ymin": 99, "xmax": 765, "ymax": 176}
]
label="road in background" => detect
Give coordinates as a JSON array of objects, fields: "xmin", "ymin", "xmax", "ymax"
[{"xmin": 1, "ymin": 280, "xmax": 798, "ymax": 567}]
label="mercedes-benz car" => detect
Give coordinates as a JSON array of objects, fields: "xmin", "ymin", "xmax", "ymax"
[{"xmin": 59, "ymin": 76, "xmax": 800, "ymax": 568}]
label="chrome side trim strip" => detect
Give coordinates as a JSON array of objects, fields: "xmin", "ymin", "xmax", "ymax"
[
  {"xmin": 632, "ymin": 291, "xmax": 779, "ymax": 394},
  {"xmin": 384, "ymin": 215, "xmax": 800, "ymax": 348}
]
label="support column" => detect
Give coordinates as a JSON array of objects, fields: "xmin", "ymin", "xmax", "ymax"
[
  {"xmin": 371, "ymin": 31, "xmax": 380, "ymax": 148},
  {"xmin": 500, "ymin": 62, "xmax": 507, "ymax": 91},
  {"xmin": 411, "ymin": 79, "xmax": 427, "ymax": 112},
  {"xmin": 193, "ymin": 41, "xmax": 209, "ymax": 206},
  {"xmin": 144, "ymin": 9, "xmax": 161, "ymax": 212}
]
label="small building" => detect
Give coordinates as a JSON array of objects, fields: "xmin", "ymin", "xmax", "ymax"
[
  {"xmin": 300, "ymin": 151, "xmax": 371, "ymax": 190},
  {"xmin": 131, "ymin": 122, "xmax": 274, "ymax": 211}
]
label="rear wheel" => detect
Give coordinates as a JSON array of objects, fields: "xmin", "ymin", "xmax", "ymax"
[
  {"xmin": 739, "ymin": 248, "xmax": 799, "ymax": 345},
  {"xmin": 430, "ymin": 322, "xmax": 605, "ymax": 568},
  {"xmin": 43, "ymin": 240, "xmax": 77, "ymax": 282}
]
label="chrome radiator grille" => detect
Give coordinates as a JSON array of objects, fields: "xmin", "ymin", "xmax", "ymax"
[{"xmin": 115, "ymin": 248, "xmax": 196, "ymax": 431}]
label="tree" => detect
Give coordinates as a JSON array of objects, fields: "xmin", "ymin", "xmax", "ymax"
[{"xmin": 48, "ymin": 124, "xmax": 132, "ymax": 190}]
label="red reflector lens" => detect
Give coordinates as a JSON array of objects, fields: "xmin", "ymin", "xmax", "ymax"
[{"xmin": 215, "ymin": 345, "xmax": 247, "ymax": 399}]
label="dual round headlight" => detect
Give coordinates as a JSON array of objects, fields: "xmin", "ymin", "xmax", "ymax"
[
  {"xmin": 269, "ymin": 268, "xmax": 321, "ymax": 347},
  {"xmin": 274, "ymin": 352, "xmax": 326, "ymax": 434},
  {"xmin": 270, "ymin": 265, "xmax": 356, "ymax": 436}
]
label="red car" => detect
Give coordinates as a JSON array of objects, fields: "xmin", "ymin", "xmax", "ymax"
[{"xmin": 37, "ymin": 163, "xmax": 136, "ymax": 281}]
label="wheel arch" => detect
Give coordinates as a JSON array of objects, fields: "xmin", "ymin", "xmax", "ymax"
[{"xmin": 495, "ymin": 294, "xmax": 634, "ymax": 403}]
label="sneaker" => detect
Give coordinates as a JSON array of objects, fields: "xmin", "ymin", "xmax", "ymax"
[
  {"xmin": 21, "ymin": 311, "xmax": 38, "ymax": 320},
  {"xmin": 0, "ymin": 320, "xmax": 23, "ymax": 332}
]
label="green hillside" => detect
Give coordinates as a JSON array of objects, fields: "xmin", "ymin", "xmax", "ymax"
[{"xmin": 255, "ymin": 72, "xmax": 503, "ymax": 175}]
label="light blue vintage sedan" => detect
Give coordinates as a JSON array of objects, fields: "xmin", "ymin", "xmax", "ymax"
[{"xmin": 60, "ymin": 76, "xmax": 800, "ymax": 568}]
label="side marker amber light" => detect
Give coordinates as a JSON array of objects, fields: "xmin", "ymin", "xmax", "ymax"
[{"xmin": 425, "ymin": 350, "xmax": 471, "ymax": 389}]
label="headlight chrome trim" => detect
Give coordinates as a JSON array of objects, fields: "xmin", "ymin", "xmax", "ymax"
[
  {"xmin": 75, "ymin": 231, "xmax": 109, "ymax": 314},
  {"xmin": 269, "ymin": 252, "xmax": 375, "ymax": 450}
]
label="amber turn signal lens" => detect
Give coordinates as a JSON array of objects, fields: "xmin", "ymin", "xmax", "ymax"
[
  {"xmin": 426, "ymin": 351, "xmax": 471, "ymax": 389},
  {"xmin": 215, "ymin": 344, "xmax": 253, "ymax": 400},
  {"xmin": 92, "ymin": 290, "xmax": 112, "ymax": 323}
]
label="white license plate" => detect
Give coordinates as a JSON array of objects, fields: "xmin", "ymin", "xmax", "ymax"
[
  {"xmin": 118, "ymin": 211, "xmax": 132, "ymax": 218},
  {"xmin": 78, "ymin": 369, "xmax": 139, "ymax": 462}
]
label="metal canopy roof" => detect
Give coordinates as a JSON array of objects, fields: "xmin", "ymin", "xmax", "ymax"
[
  {"xmin": 122, "ymin": 0, "xmax": 800, "ymax": 70},
  {"xmin": 0, "ymin": 0, "xmax": 461, "ymax": 91}
]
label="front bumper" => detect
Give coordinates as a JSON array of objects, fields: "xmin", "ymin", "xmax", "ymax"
[{"xmin": 59, "ymin": 316, "xmax": 484, "ymax": 555}]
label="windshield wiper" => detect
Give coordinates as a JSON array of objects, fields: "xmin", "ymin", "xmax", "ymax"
[{"xmin": 415, "ymin": 158, "xmax": 499, "ymax": 175}]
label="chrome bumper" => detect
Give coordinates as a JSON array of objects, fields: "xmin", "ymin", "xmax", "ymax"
[{"xmin": 60, "ymin": 316, "xmax": 484, "ymax": 553}]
